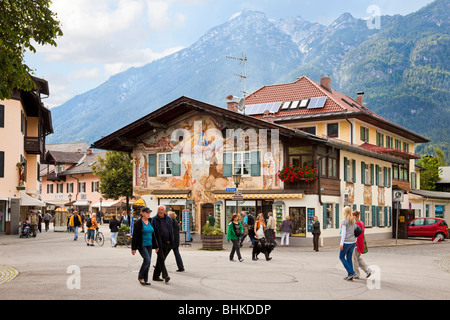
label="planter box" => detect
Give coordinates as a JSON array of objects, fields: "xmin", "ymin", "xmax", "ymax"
[{"xmin": 201, "ymin": 234, "xmax": 224, "ymax": 250}]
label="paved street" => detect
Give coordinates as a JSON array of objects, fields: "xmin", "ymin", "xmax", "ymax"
[{"xmin": 1, "ymin": 224, "xmax": 449, "ymax": 302}]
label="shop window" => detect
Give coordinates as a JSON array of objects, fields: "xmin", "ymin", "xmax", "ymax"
[{"xmin": 289, "ymin": 207, "xmax": 306, "ymax": 237}]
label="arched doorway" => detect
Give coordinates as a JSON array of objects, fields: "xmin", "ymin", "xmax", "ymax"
[{"xmin": 201, "ymin": 203, "xmax": 214, "ymax": 229}]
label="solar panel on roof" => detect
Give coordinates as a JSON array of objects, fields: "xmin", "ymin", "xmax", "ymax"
[
  {"xmin": 242, "ymin": 102, "xmax": 282, "ymax": 115},
  {"xmin": 307, "ymin": 96, "xmax": 327, "ymax": 109}
]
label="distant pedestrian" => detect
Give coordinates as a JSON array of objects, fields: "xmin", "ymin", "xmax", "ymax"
[
  {"xmin": 279, "ymin": 216, "xmax": 293, "ymax": 246},
  {"xmin": 265, "ymin": 212, "xmax": 276, "ymax": 246},
  {"xmin": 167, "ymin": 211, "xmax": 185, "ymax": 272},
  {"xmin": 44, "ymin": 212, "xmax": 52, "ymax": 232},
  {"xmin": 120, "ymin": 211, "xmax": 129, "ymax": 227},
  {"xmin": 69, "ymin": 211, "xmax": 82, "ymax": 241},
  {"xmin": 131, "ymin": 207, "xmax": 158, "ymax": 286},
  {"xmin": 152, "ymin": 205, "xmax": 174, "ymax": 283},
  {"xmin": 86, "ymin": 213, "xmax": 99, "ymax": 246},
  {"xmin": 109, "ymin": 214, "xmax": 121, "ymax": 247},
  {"xmin": 339, "ymin": 206, "xmax": 357, "ymax": 281},
  {"xmin": 252, "ymin": 213, "xmax": 271, "ymax": 261},
  {"xmin": 311, "ymin": 216, "xmax": 321, "ymax": 251},
  {"xmin": 38, "ymin": 211, "xmax": 42, "ymax": 233},
  {"xmin": 80, "ymin": 211, "xmax": 86, "ymax": 233},
  {"xmin": 227, "ymin": 213, "xmax": 244, "ymax": 262},
  {"xmin": 30, "ymin": 211, "xmax": 38, "ymax": 237},
  {"xmin": 352, "ymin": 210, "xmax": 372, "ymax": 279},
  {"xmin": 206, "ymin": 213, "xmax": 215, "ymax": 227}
]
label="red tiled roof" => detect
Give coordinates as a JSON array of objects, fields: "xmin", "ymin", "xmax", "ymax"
[{"xmin": 360, "ymin": 143, "xmax": 420, "ymax": 160}]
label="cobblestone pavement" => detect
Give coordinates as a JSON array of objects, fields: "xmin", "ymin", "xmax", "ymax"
[{"xmin": 0, "ymin": 224, "xmax": 449, "ymax": 301}]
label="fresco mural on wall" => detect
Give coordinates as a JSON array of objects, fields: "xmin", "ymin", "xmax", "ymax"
[{"xmin": 132, "ymin": 114, "xmax": 282, "ymax": 205}]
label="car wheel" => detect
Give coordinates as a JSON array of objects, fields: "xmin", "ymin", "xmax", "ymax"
[{"xmin": 435, "ymin": 233, "xmax": 445, "ymax": 242}]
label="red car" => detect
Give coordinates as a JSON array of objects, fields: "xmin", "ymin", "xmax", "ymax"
[{"xmin": 408, "ymin": 217, "xmax": 448, "ymax": 241}]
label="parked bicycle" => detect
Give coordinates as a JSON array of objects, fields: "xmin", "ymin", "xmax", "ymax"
[{"xmin": 85, "ymin": 228, "xmax": 105, "ymax": 246}]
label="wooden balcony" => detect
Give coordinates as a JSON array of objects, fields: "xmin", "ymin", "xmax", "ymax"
[
  {"xmin": 24, "ymin": 136, "xmax": 43, "ymax": 155},
  {"xmin": 284, "ymin": 177, "xmax": 340, "ymax": 196}
]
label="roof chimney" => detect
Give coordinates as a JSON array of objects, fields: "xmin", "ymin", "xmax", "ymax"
[
  {"xmin": 226, "ymin": 95, "xmax": 239, "ymax": 112},
  {"xmin": 320, "ymin": 76, "xmax": 332, "ymax": 92},
  {"xmin": 357, "ymin": 92, "xmax": 364, "ymax": 105},
  {"xmin": 86, "ymin": 149, "xmax": 93, "ymax": 155},
  {"xmin": 263, "ymin": 110, "xmax": 275, "ymax": 123}
]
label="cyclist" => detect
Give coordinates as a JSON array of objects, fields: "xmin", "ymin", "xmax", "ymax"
[{"xmin": 86, "ymin": 212, "xmax": 99, "ymax": 246}]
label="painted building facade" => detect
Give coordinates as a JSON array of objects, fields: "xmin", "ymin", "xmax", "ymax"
[
  {"xmin": 0, "ymin": 77, "xmax": 53, "ymax": 234},
  {"xmin": 92, "ymin": 93, "xmax": 427, "ymax": 246}
]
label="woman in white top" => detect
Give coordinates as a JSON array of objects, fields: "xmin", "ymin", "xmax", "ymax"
[{"xmin": 339, "ymin": 206, "xmax": 357, "ymax": 281}]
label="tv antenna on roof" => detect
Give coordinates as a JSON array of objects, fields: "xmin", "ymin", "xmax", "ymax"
[{"xmin": 226, "ymin": 53, "xmax": 247, "ymax": 114}]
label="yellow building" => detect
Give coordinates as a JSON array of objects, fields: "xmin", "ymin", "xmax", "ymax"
[{"xmin": 0, "ymin": 77, "xmax": 53, "ymax": 234}]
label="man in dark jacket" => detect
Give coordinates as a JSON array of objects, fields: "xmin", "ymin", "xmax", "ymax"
[
  {"xmin": 152, "ymin": 205, "xmax": 174, "ymax": 283},
  {"xmin": 311, "ymin": 216, "xmax": 321, "ymax": 252}
]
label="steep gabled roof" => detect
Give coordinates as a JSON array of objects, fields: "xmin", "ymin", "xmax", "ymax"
[{"xmin": 244, "ymin": 76, "xmax": 429, "ymax": 143}]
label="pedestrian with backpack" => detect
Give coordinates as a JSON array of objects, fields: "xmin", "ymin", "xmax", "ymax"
[
  {"xmin": 352, "ymin": 210, "xmax": 373, "ymax": 279},
  {"xmin": 86, "ymin": 213, "xmax": 99, "ymax": 246}
]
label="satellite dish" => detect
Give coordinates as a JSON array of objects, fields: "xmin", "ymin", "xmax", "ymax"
[{"xmin": 238, "ymin": 98, "xmax": 245, "ymax": 111}]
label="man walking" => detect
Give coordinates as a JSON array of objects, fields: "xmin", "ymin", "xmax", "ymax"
[
  {"xmin": 152, "ymin": 205, "xmax": 174, "ymax": 283},
  {"xmin": 44, "ymin": 212, "xmax": 52, "ymax": 232},
  {"xmin": 352, "ymin": 210, "xmax": 372, "ymax": 279},
  {"xmin": 265, "ymin": 212, "xmax": 276, "ymax": 246},
  {"xmin": 311, "ymin": 216, "xmax": 321, "ymax": 252},
  {"xmin": 69, "ymin": 211, "xmax": 82, "ymax": 241}
]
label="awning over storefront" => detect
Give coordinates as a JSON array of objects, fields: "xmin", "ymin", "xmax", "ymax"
[
  {"xmin": 134, "ymin": 198, "xmax": 146, "ymax": 206},
  {"xmin": 151, "ymin": 190, "xmax": 191, "ymax": 199},
  {"xmin": 46, "ymin": 200, "xmax": 72, "ymax": 206},
  {"xmin": 214, "ymin": 189, "xmax": 305, "ymax": 199},
  {"xmin": 91, "ymin": 200, "xmax": 121, "ymax": 208},
  {"xmin": 20, "ymin": 191, "xmax": 45, "ymax": 207},
  {"xmin": 73, "ymin": 200, "xmax": 90, "ymax": 206}
]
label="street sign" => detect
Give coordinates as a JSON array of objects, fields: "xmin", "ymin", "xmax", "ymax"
[
  {"xmin": 226, "ymin": 188, "xmax": 237, "ymax": 192},
  {"xmin": 232, "ymin": 195, "xmax": 244, "ymax": 201}
]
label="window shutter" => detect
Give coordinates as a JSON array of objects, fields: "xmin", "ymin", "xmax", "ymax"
[
  {"xmin": 335, "ymin": 203, "xmax": 339, "ymax": 229},
  {"xmin": 376, "ymin": 206, "xmax": 380, "ymax": 227},
  {"xmin": 376, "ymin": 133, "xmax": 379, "ymax": 146},
  {"xmin": 323, "ymin": 203, "xmax": 327, "ymax": 229},
  {"xmin": 352, "ymin": 159, "xmax": 356, "ymax": 183},
  {"xmin": 360, "ymin": 127, "xmax": 364, "ymax": 141},
  {"xmin": 370, "ymin": 164, "xmax": 374, "ymax": 185},
  {"xmin": 343, "ymin": 157, "xmax": 348, "ymax": 182},
  {"xmin": 0, "ymin": 105, "xmax": 4, "ymax": 128},
  {"xmin": 384, "ymin": 167, "xmax": 387, "ymax": 186},
  {"xmin": 353, "ymin": 204, "xmax": 357, "ymax": 211},
  {"xmin": 361, "ymin": 162, "xmax": 366, "ymax": 184},
  {"xmin": 375, "ymin": 165, "xmax": 379, "ymax": 186},
  {"xmin": 0, "ymin": 151, "xmax": 4, "ymax": 178},
  {"xmin": 360, "ymin": 205, "xmax": 365, "ymax": 223},
  {"xmin": 250, "ymin": 151, "xmax": 261, "ymax": 176},
  {"xmin": 389, "ymin": 206, "xmax": 392, "ymax": 226},
  {"xmin": 384, "ymin": 207, "xmax": 388, "ymax": 227},
  {"xmin": 372, "ymin": 205, "xmax": 376, "ymax": 227},
  {"xmin": 148, "ymin": 154, "xmax": 157, "ymax": 177},
  {"xmin": 388, "ymin": 167, "xmax": 392, "ymax": 187},
  {"xmin": 171, "ymin": 152, "xmax": 181, "ymax": 176},
  {"xmin": 223, "ymin": 152, "xmax": 232, "ymax": 177}
]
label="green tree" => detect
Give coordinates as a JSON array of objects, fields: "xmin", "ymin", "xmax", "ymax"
[
  {"xmin": 91, "ymin": 151, "xmax": 133, "ymax": 220},
  {"xmin": 0, "ymin": 0, "xmax": 63, "ymax": 99},
  {"xmin": 417, "ymin": 154, "xmax": 442, "ymax": 191}
]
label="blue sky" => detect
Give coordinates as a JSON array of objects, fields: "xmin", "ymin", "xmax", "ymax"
[{"xmin": 24, "ymin": 0, "xmax": 434, "ymax": 108}]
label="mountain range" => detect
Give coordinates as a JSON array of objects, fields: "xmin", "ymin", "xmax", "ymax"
[{"xmin": 47, "ymin": 0, "xmax": 450, "ymax": 160}]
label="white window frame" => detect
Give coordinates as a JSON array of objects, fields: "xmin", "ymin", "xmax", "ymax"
[
  {"xmin": 67, "ymin": 182, "xmax": 74, "ymax": 194},
  {"xmin": 157, "ymin": 153, "xmax": 172, "ymax": 176},
  {"xmin": 346, "ymin": 158, "xmax": 354, "ymax": 182},
  {"xmin": 326, "ymin": 203, "xmax": 335, "ymax": 229},
  {"xmin": 47, "ymin": 183, "xmax": 54, "ymax": 194},
  {"xmin": 56, "ymin": 183, "xmax": 64, "ymax": 194},
  {"xmin": 365, "ymin": 206, "xmax": 372, "ymax": 227},
  {"xmin": 92, "ymin": 181, "xmax": 99, "ymax": 193},
  {"xmin": 233, "ymin": 151, "xmax": 251, "ymax": 177},
  {"xmin": 79, "ymin": 182, "xmax": 86, "ymax": 193}
]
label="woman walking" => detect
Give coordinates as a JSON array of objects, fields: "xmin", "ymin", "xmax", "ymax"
[
  {"xmin": 339, "ymin": 206, "xmax": 357, "ymax": 281},
  {"xmin": 131, "ymin": 207, "xmax": 159, "ymax": 286},
  {"xmin": 279, "ymin": 216, "xmax": 293, "ymax": 246},
  {"xmin": 227, "ymin": 213, "xmax": 244, "ymax": 262},
  {"xmin": 109, "ymin": 214, "xmax": 121, "ymax": 247},
  {"xmin": 252, "ymin": 213, "xmax": 272, "ymax": 261}
]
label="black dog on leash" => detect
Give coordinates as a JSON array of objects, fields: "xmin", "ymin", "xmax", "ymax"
[{"xmin": 252, "ymin": 239, "xmax": 274, "ymax": 261}]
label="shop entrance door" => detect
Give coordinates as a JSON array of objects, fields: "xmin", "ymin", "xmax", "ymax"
[
  {"xmin": 289, "ymin": 207, "xmax": 306, "ymax": 237},
  {"xmin": 201, "ymin": 203, "xmax": 214, "ymax": 229}
]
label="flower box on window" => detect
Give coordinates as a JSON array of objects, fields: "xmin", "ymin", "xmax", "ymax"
[{"xmin": 278, "ymin": 164, "xmax": 318, "ymax": 183}]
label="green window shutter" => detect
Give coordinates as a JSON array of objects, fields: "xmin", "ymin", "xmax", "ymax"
[
  {"xmin": 372, "ymin": 205, "xmax": 376, "ymax": 227},
  {"xmin": 352, "ymin": 159, "xmax": 356, "ymax": 183},
  {"xmin": 376, "ymin": 133, "xmax": 379, "ymax": 146},
  {"xmin": 370, "ymin": 164, "xmax": 374, "ymax": 185},
  {"xmin": 250, "ymin": 151, "xmax": 261, "ymax": 176},
  {"xmin": 376, "ymin": 206, "xmax": 380, "ymax": 227},
  {"xmin": 360, "ymin": 127, "xmax": 364, "ymax": 141},
  {"xmin": 344, "ymin": 157, "xmax": 348, "ymax": 182},
  {"xmin": 171, "ymin": 152, "xmax": 181, "ymax": 176},
  {"xmin": 323, "ymin": 203, "xmax": 327, "ymax": 229},
  {"xmin": 361, "ymin": 162, "xmax": 366, "ymax": 184},
  {"xmin": 353, "ymin": 204, "xmax": 357, "ymax": 211},
  {"xmin": 381, "ymin": 134, "xmax": 385, "ymax": 147},
  {"xmin": 360, "ymin": 205, "xmax": 365, "ymax": 223},
  {"xmin": 389, "ymin": 206, "xmax": 392, "ymax": 226},
  {"xmin": 335, "ymin": 203, "xmax": 340, "ymax": 229},
  {"xmin": 375, "ymin": 165, "xmax": 379, "ymax": 186},
  {"xmin": 148, "ymin": 154, "xmax": 157, "ymax": 177},
  {"xmin": 388, "ymin": 168, "xmax": 392, "ymax": 187},
  {"xmin": 384, "ymin": 207, "xmax": 388, "ymax": 227},
  {"xmin": 223, "ymin": 152, "xmax": 232, "ymax": 177},
  {"xmin": 384, "ymin": 167, "xmax": 387, "ymax": 186}
]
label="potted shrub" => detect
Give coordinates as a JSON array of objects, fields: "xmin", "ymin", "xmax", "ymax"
[{"xmin": 201, "ymin": 221, "xmax": 224, "ymax": 250}]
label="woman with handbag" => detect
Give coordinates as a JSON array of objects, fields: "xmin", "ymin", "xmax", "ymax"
[
  {"xmin": 227, "ymin": 213, "xmax": 244, "ymax": 262},
  {"xmin": 352, "ymin": 210, "xmax": 373, "ymax": 279},
  {"xmin": 339, "ymin": 206, "xmax": 357, "ymax": 281},
  {"xmin": 252, "ymin": 213, "xmax": 272, "ymax": 261}
]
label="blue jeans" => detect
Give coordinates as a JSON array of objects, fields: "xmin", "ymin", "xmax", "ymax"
[
  {"xmin": 138, "ymin": 246, "xmax": 152, "ymax": 282},
  {"xmin": 339, "ymin": 242, "xmax": 356, "ymax": 276},
  {"xmin": 73, "ymin": 226, "xmax": 79, "ymax": 240}
]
